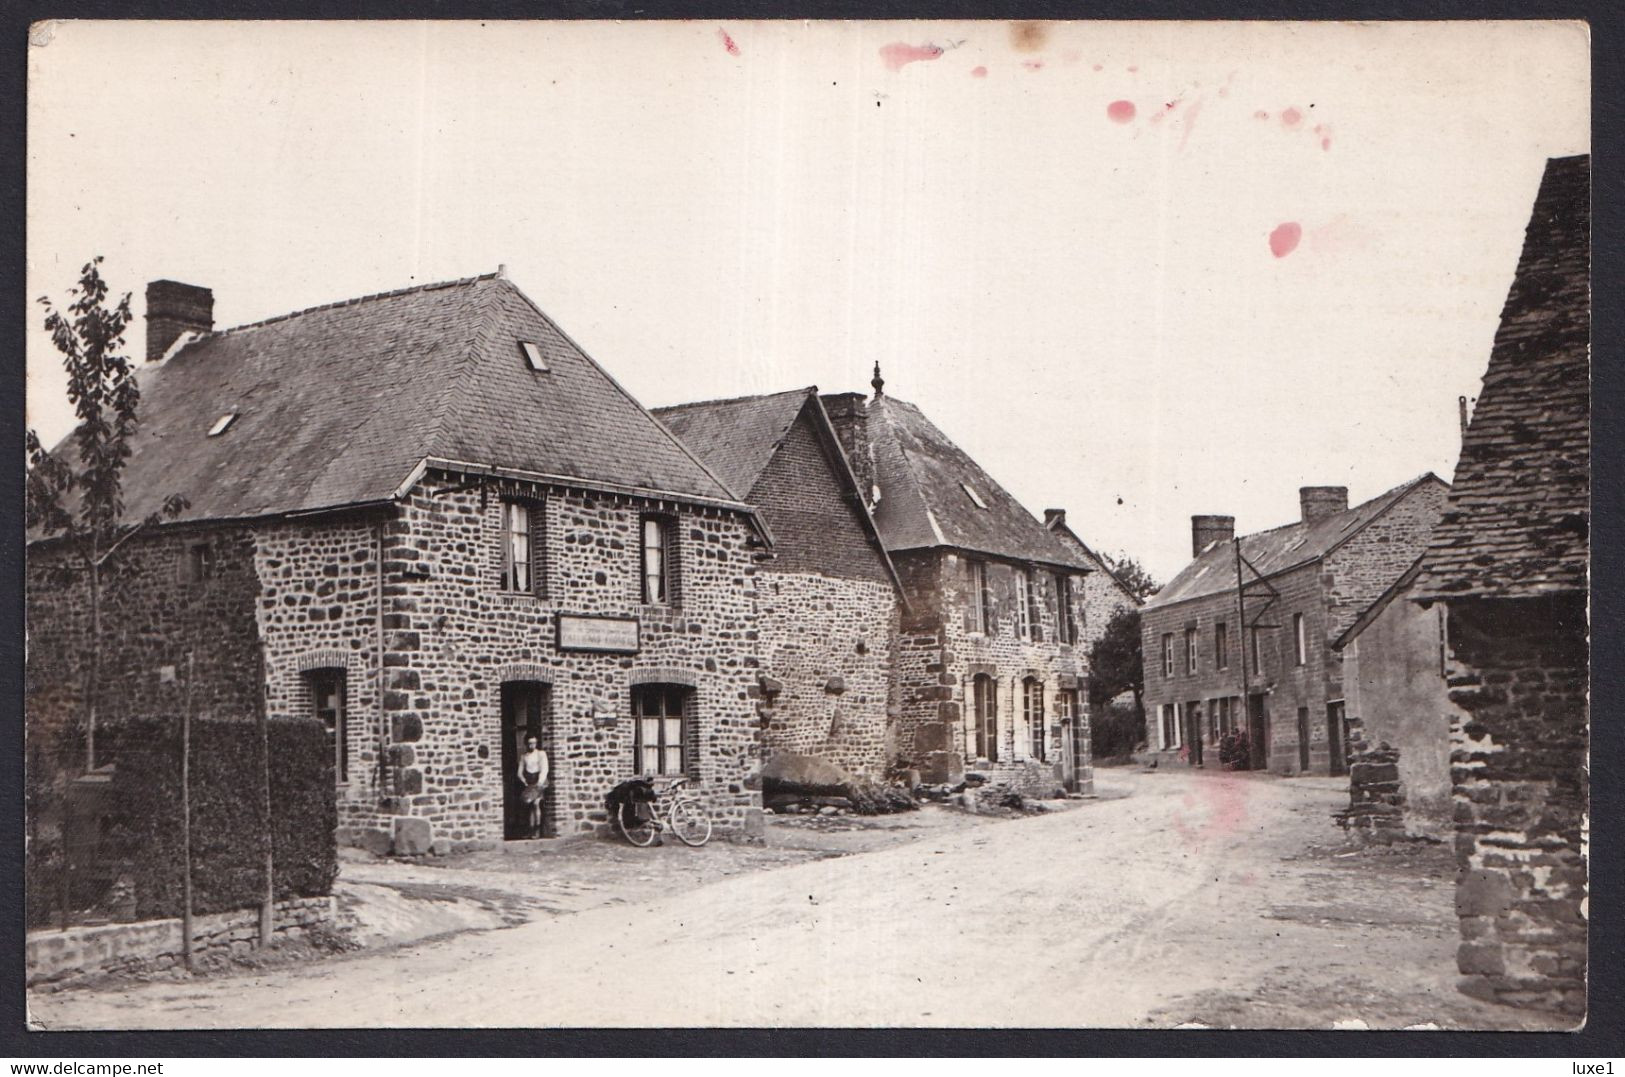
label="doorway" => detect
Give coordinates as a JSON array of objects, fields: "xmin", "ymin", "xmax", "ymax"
[
  {"xmin": 500, "ymin": 681, "xmax": 551, "ymax": 840},
  {"xmin": 1184, "ymin": 701, "xmax": 1204, "ymax": 767},
  {"xmin": 972, "ymin": 675, "xmax": 998, "ymax": 763},
  {"xmin": 1327, "ymin": 700, "xmax": 1348, "ymax": 776},
  {"xmin": 1248, "ymin": 693, "xmax": 1269, "ymax": 770}
]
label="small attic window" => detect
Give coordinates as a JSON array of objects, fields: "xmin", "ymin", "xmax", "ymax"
[
  {"xmin": 208, "ymin": 413, "xmax": 237, "ymax": 437},
  {"xmin": 961, "ymin": 482, "xmax": 988, "ymax": 509},
  {"xmin": 519, "ymin": 341, "xmax": 550, "ymax": 372}
]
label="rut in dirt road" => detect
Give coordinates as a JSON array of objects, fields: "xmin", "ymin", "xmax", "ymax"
[{"xmin": 29, "ymin": 769, "xmax": 1556, "ymax": 1031}]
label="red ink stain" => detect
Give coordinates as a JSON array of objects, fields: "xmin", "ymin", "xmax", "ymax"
[
  {"xmin": 1092, "ymin": 63, "xmax": 1103, "ymax": 72},
  {"xmin": 717, "ymin": 27, "xmax": 740, "ymax": 56},
  {"xmin": 1127, "ymin": 65, "xmax": 1138, "ymax": 73},
  {"xmin": 879, "ymin": 42, "xmax": 944, "ymax": 72},
  {"xmin": 1281, "ymin": 106, "xmax": 1302, "ymax": 127},
  {"xmin": 1022, "ymin": 59, "xmax": 1044, "ymax": 71},
  {"xmin": 1149, "ymin": 111, "xmax": 1165, "ymax": 125},
  {"xmin": 1106, "ymin": 99, "xmax": 1136, "ymax": 124},
  {"xmin": 1172, "ymin": 773, "xmax": 1252, "ymax": 845},
  {"xmin": 970, "ymin": 65, "xmax": 988, "ymax": 78},
  {"xmin": 1269, "ymin": 221, "xmax": 1303, "ymax": 258},
  {"xmin": 1254, "ymin": 110, "xmax": 1269, "ymax": 121},
  {"xmin": 1322, "ymin": 137, "xmax": 1332, "ymax": 151},
  {"xmin": 1178, "ymin": 97, "xmax": 1203, "ymax": 152}
]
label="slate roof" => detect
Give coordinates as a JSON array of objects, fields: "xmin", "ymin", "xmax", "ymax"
[
  {"xmin": 824, "ymin": 393, "xmax": 1093, "ymax": 571},
  {"xmin": 652, "ymin": 388, "xmax": 812, "ymax": 499},
  {"xmin": 652, "ymin": 387, "xmax": 903, "ymax": 593},
  {"xmin": 34, "ymin": 273, "xmax": 745, "ymax": 538},
  {"xmin": 1413, "ymin": 154, "xmax": 1590, "ymax": 601},
  {"xmin": 1144, "ymin": 474, "xmax": 1446, "ymax": 610}
]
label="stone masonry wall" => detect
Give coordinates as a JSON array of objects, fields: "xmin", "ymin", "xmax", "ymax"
[
  {"xmin": 757, "ymin": 572, "xmax": 898, "ymax": 778},
  {"xmin": 896, "ymin": 549, "xmax": 1090, "ymax": 795},
  {"xmin": 1322, "ymin": 480, "xmax": 1448, "ymax": 642},
  {"xmin": 1445, "ymin": 596, "xmax": 1587, "ymax": 1017},
  {"xmin": 1141, "ymin": 561, "xmax": 1332, "ymax": 774},
  {"xmin": 748, "ymin": 404, "xmax": 900, "ymax": 778},
  {"xmin": 26, "ymin": 896, "xmax": 337, "ymax": 989},
  {"xmin": 27, "ymin": 526, "xmax": 266, "ymax": 758},
  {"xmin": 253, "ymin": 512, "xmax": 390, "ymax": 841}
]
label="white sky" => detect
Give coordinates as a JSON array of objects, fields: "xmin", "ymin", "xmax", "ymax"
[{"xmin": 26, "ymin": 20, "xmax": 1589, "ymax": 582}]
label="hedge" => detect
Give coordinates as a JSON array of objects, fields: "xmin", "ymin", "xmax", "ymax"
[{"xmin": 98, "ymin": 715, "xmax": 339, "ymax": 920}]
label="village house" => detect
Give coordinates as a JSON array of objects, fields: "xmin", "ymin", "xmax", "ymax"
[
  {"xmin": 1411, "ymin": 154, "xmax": 1589, "ymax": 1016},
  {"xmin": 652, "ymin": 388, "xmax": 902, "ymax": 780},
  {"xmin": 26, "ymin": 271, "xmax": 772, "ymax": 855},
  {"xmin": 1139, "ymin": 476, "xmax": 1448, "ymax": 775},
  {"xmin": 1330, "ymin": 556, "xmax": 1459, "ymax": 839},
  {"xmin": 820, "ymin": 371, "xmax": 1098, "ymax": 794},
  {"xmin": 1043, "ymin": 509, "xmax": 1143, "ymax": 652}
]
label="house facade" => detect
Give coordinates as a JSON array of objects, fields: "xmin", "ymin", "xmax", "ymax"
[
  {"xmin": 1331, "ymin": 558, "xmax": 1459, "ymax": 839},
  {"xmin": 821, "ymin": 375, "xmax": 1098, "ymax": 795},
  {"xmin": 1412, "ymin": 154, "xmax": 1589, "ymax": 1016},
  {"xmin": 1139, "ymin": 476, "xmax": 1447, "ymax": 775},
  {"xmin": 27, "ymin": 272, "xmax": 770, "ymax": 854},
  {"xmin": 654, "ymin": 388, "xmax": 902, "ymax": 780}
]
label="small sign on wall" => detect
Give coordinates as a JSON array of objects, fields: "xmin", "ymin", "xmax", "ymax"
[{"xmin": 556, "ymin": 613, "xmax": 641, "ymax": 655}]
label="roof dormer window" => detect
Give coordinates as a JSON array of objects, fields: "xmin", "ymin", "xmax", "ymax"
[
  {"xmin": 961, "ymin": 482, "xmax": 988, "ymax": 509},
  {"xmin": 519, "ymin": 341, "xmax": 550, "ymax": 372},
  {"xmin": 208, "ymin": 413, "xmax": 237, "ymax": 437}
]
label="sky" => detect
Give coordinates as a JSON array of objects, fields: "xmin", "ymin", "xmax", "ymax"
[{"xmin": 26, "ymin": 20, "xmax": 1589, "ymax": 582}]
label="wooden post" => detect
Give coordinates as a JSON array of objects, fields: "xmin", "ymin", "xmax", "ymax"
[
  {"xmin": 256, "ymin": 643, "xmax": 274, "ymax": 948},
  {"xmin": 181, "ymin": 652, "xmax": 195, "ymax": 973}
]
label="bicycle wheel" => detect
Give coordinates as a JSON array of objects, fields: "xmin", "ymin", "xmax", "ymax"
[
  {"xmin": 616, "ymin": 804, "xmax": 659, "ymax": 847},
  {"xmin": 669, "ymin": 797, "xmax": 713, "ymax": 847}
]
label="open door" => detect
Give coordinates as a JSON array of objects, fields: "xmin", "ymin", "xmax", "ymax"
[
  {"xmin": 1327, "ymin": 700, "xmax": 1348, "ymax": 776},
  {"xmin": 1184, "ymin": 701, "xmax": 1204, "ymax": 767},
  {"xmin": 500, "ymin": 682, "xmax": 550, "ymax": 840},
  {"xmin": 1248, "ymin": 693, "xmax": 1269, "ymax": 770}
]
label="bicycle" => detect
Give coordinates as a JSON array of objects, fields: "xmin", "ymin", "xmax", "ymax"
[{"xmin": 609, "ymin": 775, "xmax": 713, "ymax": 847}]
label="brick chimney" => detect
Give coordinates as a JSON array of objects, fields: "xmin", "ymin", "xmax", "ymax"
[
  {"xmin": 1191, "ymin": 515, "xmax": 1235, "ymax": 558},
  {"xmin": 1044, "ymin": 509, "xmax": 1066, "ymax": 530},
  {"xmin": 145, "ymin": 279, "xmax": 214, "ymax": 362},
  {"xmin": 1299, "ymin": 486, "xmax": 1349, "ymax": 524},
  {"xmin": 820, "ymin": 392, "xmax": 876, "ymax": 504}
]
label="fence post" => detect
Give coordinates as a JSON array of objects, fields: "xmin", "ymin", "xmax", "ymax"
[{"xmin": 181, "ymin": 651, "xmax": 195, "ymax": 973}]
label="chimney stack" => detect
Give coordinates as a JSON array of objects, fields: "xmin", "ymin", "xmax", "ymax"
[
  {"xmin": 1191, "ymin": 515, "xmax": 1235, "ymax": 558},
  {"xmin": 1299, "ymin": 486, "xmax": 1349, "ymax": 524},
  {"xmin": 145, "ymin": 279, "xmax": 213, "ymax": 362},
  {"xmin": 1044, "ymin": 509, "xmax": 1066, "ymax": 530}
]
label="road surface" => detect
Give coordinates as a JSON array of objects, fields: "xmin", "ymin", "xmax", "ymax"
[{"xmin": 27, "ymin": 768, "xmax": 1568, "ymax": 1030}]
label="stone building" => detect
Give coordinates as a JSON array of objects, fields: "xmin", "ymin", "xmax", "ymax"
[
  {"xmin": 27, "ymin": 271, "xmax": 772, "ymax": 853},
  {"xmin": 1043, "ymin": 509, "xmax": 1143, "ymax": 653},
  {"xmin": 653, "ymin": 388, "xmax": 902, "ymax": 779},
  {"xmin": 1411, "ymin": 154, "xmax": 1589, "ymax": 1016},
  {"xmin": 1331, "ymin": 557, "xmax": 1459, "ymax": 839},
  {"xmin": 820, "ymin": 373, "xmax": 1098, "ymax": 794},
  {"xmin": 1139, "ymin": 475, "xmax": 1448, "ymax": 775}
]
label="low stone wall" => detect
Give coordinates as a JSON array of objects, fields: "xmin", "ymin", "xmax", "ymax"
[
  {"xmin": 26, "ymin": 895, "xmax": 336, "ymax": 989},
  {"xmin": 1335, "ymin": 740, "xmax": 1406, "ymax": 839}
]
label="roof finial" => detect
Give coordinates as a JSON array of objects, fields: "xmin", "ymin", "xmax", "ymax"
[{"xmin": 871, "ymin": 361, "xmax": 885, "ymax": 398}]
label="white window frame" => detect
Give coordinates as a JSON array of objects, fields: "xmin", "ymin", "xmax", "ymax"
[
  {"xmin": 1016, "ymin": 569, "xmax": 1036, "ymax": 640},
  {"xmin": 1293, "ymin": 612, "xmax": 1307, "ymax": 666},
  {"xmin": 968, "ymin": 560, "xmax": 991, "ymax": 635},
  {"xmin": 641, "ymin": 515, "xmax": 674, "ymax": 605},
  {"xmin": 500, "ymin": 500, "xmax": 534, "ymax": 593},
  {"xmin": 1162, "ymin": 633, "xmax": 1174, "ymax": 678},
  {"xmin": 1185, "ymin": 627, "xmax": 1198, "ymax": 675},
  {"xmin": 1215, "ymin": 621, "xmax": 1228, "ymax": 670}
]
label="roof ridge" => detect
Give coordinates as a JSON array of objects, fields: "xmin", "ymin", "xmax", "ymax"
[
  {"xmin": 495, "ymin": 278, "xmax": 748, "ymax": 503},
  {"xmin": 652, "ymin": 386, "xmax": 818, "ymax": 414},
  {"xmin": 1232, "ymin": 471, "xmax": 1440, "ymax": 544},
  {"xmin": 199, "ymin": 272, "xmax": 500, "ymax": 339}
]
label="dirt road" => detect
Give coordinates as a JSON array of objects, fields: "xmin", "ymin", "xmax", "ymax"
[{"xmin": 27, "ymin": 768, "xmax": 1570, "ymax": 1030}]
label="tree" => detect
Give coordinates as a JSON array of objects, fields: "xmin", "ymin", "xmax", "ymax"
[
  {"xmin": 27, "ymin": 258, "xmax": 187, "ymax": 771},
  {"xmin": 1103, "ymin": 551, "xmax": 1159, "ymax": 603},
  {"xmin": 1087, "ymin": 606, "xmax": 1144, "ymax": 717}
]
